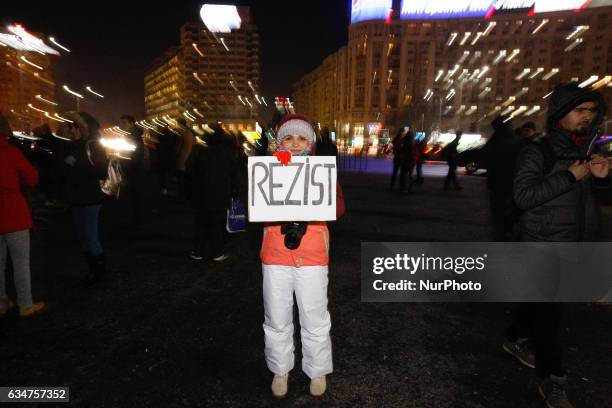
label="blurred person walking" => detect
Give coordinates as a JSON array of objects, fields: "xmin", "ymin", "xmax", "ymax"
[
  {"xmin": 156, "ymin": 125, "xmax": 177, "ymax": 196},
  {"xmin": 517, "ymin": 121, "xmax": 539, "ymax": 147},
  {"xmin": 0, "ymin": 112, "xmax": 45, "ymax": 317},
  {"xmin": 32, "ymin": 123, "xmax": 61, "ymax": 207},
  {"xmin": 389, "ymin": 127, "xmax": 407, "ymax": 191},
  {"xmin": 316, "ymin": 128, "xmax": 338, "ymax": 157},
  {"xmin": 414, "ymin": 135, "xmax": 426, "ymax": 184},
  {"xmin": 186, "ymin": 125, "xmax": 237, "ymax": 261},
  {"xmin": 481, "ymin": 115, "xmax": 523, "ymax": 241},
  {"xmin": 58, "ymin": 112, "xmax": 108, "ymax": 284},
  {"xmin": 442, "ymin": 130, "xmax": 462, "ymax": 190},
  {"xmin": 119, "ymin": 115, "xmax": 145, "ymax": 225},
  {"xmin": 175, "ymin": 118, "xmax": 195, "ymax": 201},
  {"xmin": 398, "ymin": 128, "xmax": 416, "ymax": 193}
]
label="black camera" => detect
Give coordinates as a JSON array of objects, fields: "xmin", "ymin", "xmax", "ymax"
[{"xmin": 281, "ymin": 222, "xmax": 308, "ymax": 250}]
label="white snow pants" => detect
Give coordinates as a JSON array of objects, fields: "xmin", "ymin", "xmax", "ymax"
[{"xmin": 262, "ymin": 264, "xmax": 333, "ymax": 379}]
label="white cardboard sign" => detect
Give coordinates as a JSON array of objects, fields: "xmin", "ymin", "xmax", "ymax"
[{"xmin": 248, "ymin": 156, "xmax": 337, "ymax": 222}]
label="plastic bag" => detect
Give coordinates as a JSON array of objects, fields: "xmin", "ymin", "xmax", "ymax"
[
  {"xmin": 100, "ymin": 158, "xmax": 124, "ymax": 198},
  {"xmin": 226, "ymin": 198, "xmax": 247, "ymax": 233}
]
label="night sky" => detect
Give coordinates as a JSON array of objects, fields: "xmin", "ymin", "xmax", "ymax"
[{"xmin": 1, "ymin": 1, "xmax": 350, "ymax": 126}]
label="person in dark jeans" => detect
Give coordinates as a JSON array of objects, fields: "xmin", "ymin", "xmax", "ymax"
[
  {"xmin": 58, "ymin": 112, "xmax": 108, "ymax": 284},
  {"xmin": 187, "ymin": 125, "xmax": 238, "ymax": 262},
  {"xmin": 508, "ymin": 82, "xmax": 610, "ymax": 408}
]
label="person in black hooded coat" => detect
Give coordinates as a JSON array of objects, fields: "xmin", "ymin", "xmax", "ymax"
[
  {"xmin": 480, "ymin": 115, "xmax": 523, "ymax": 241},
  {"xmin": 187, "ymin": 126, "xmax": 238, "ymax": 261},
  {"xmin": 504, "ymin": 83, "xmax": 611, "ymax": 408}
]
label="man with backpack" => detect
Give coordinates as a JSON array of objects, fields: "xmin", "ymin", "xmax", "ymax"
[{"xmin": 506, "ymin": 83, "xmax": 610, "ymax": 408}]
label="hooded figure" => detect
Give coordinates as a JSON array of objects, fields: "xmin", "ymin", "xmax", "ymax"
[
  {"xmin": 481, "ymin": 115, "xmax": 523, "ymax": 240},
  {"xmin": 260, "ymin": 114, "xmax": 333, "ymax": 399},
  {"xmin": 186, "ymin": 125, "xmax": 238, "ymax": 261},
  {"xmin": 514, "ymin": 82, "xmax": 608, "ymax": 242},
  {"xmin": 507, "ymin": 83, "xmax": 611, "ymax": 408}
]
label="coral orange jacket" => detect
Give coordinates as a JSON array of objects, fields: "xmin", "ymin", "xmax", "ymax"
[{"xmin": 260, "ymin": 222, "xmax": 329, "ymax": 267}]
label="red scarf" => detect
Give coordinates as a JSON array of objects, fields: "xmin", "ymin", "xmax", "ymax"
[{"xmin": 555, "ymin": 122, "xmax": 591, "ymax": 146}]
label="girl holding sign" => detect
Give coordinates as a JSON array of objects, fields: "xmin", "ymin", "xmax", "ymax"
[{"xmin": 260, "ymin": 115, "xmax": 334, "ymax": 398}]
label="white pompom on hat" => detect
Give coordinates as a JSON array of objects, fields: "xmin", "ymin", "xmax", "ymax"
[{"xmin": 275, "ymin": 114, "xmax": 317, "ymax": 145}]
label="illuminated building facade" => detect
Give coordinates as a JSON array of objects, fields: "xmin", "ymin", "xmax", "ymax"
[
  {"xmin": 293, "ymin": 0, "xmax": 612, "ymax": 145},
  {"xmin": 0, "ymin": 44, "xmax": 56, "ymax": 131},
  {"xmin": 145, "ymin": 6, "xmax": 260, "ymax": 132}
]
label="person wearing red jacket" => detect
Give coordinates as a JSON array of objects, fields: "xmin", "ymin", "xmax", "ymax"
[
  {"xmin": 261, "ymin": 115, "xmax": 335, "ymax": 399},
  {"xmin": 0, "ymin": 112, "xmax": 45, "ymax": 317}
]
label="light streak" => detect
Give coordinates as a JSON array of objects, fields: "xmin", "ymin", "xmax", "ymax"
[
  {"xmin": 192, "ymin": 43, "xmax": 204, "ymax": 57},
  {"xmin": 35, "ymin": 95, "xmax": 57, "ymax": 106},
  {"xmin": 529, "ymin": 67, "xmax": 545, "ymax": 79},
  {"xmin": 20, "ymin": 56, "xmax": 43, "ymax": 70},
  {"xmin": 49, "ymin": 36, "xmax": 70, "ymax": 52},
  {"xmin": 542, "ymin": 68, "xmax": 559, "ymax": 80},
  {"xmin": 100, "ymin": 138, "xmax": 136, "ymax": 152},
  {"xmin": 459, "ymin": 32, "xmax": 471, "ymax": 46},
  {"xmin": 86, "ymin": 86, "xmax": 104, "ymax": 98},
  {"xmin": 27, "ymin": 103, "xmax": 48, "ymax": 114},
  {"xmin": 565, "ymin": 38, "xmax": 583, "ymax": 52},
  {"xmin": 578, "ymin": 75, "xmax": 598, "ymax": 88},
  {"xmin": 45, "ymin": 112, "xmax": 64, "ymax": 123},
  {"xmin": 532, "ymin": 19, "xmax": 549, "ymax": 35},
  {"xmin": 54, "ymin": 113, "xmax": 73, "ymax": 123},
  {"xmin": 505, "ymin": 49, "xmax": 520, "ymax": 63},
  {"xmin": 63, "ymin": 85, "xmax": 84, "ymax": 99}
]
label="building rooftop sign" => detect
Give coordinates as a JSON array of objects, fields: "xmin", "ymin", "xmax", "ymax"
[
  {"xmin": 534, "ymin": 0, "xmax": 590, "ymax": 12},
  {"xmin": 200, "ymin": 4, "xmax": 242, "ymax": 33},
  {"xmin": 400, "ymin": 0, "xmax": 609, "ymax": 19},
  {"xmin": 351, "ymin": 0, "xmax": 393, "ymax": 24},
  {"xmin": 400, "ymin": 0, "xmax": 493, "ymax": 19},
  {"xmin": 0, "ymin": 24, "xmax": 60, "ymax": 55}
]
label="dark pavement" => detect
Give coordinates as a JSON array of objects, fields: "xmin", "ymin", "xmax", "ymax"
[{"xmin": 2, "ymin": 162, "xmax": 611, "ymax": 407}]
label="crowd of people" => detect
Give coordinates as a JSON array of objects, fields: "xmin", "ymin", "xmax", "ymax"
[{"xmin": 1, "ymin": 82, "xmax": 610, "ymax": 406}]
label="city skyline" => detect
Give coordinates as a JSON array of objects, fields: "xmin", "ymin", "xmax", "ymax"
[
  {"xmin": 0, "ymin": 1, "xmax": 349, "ymax": 126},
  {"xmin": 294, "ymin": 1, "xmax": 612, "ymax": 145}
]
